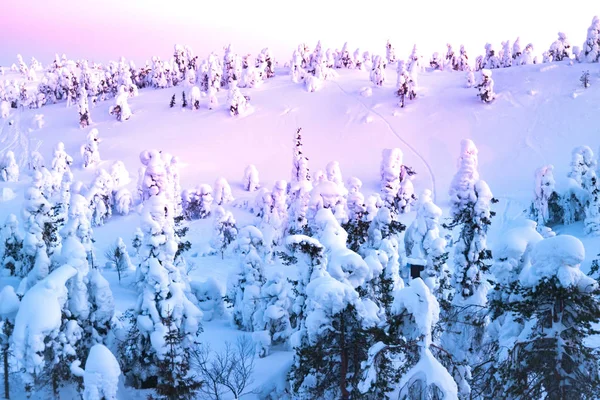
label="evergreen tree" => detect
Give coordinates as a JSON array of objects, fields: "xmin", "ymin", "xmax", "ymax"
[
  {"xmin": 211, "ymin": 206, "xmax": 238, "ymax": 259},
  {"xmin": 169, "ymin": 94, "xmax": 176, "ymax": 108},
  {"xmin": 153, "ymin": 312, "xmax": 201, "ymax": 400},
  {"xmin": 181, "ymin": 91, "xmax": 187, "ymax": 108},
  {"xmin": 0, "ymin": 286, "xmax": 19, "ymax": 400},
  {"xmin": 1, "ymin": 214, "xmax": 23, "ymax": 275},
  {"xmin": 487, "ymin": 235, "xmax": 600, "ymax": 399}
]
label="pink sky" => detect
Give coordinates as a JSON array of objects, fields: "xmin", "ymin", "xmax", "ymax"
[{"xmin": 1, "ymin": 0, "xmax": 596, "ymax": 66}]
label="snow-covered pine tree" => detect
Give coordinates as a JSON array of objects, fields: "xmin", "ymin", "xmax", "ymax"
[
  {"xmin": 430, "ymin": 52, "xmax": 442, "ymax": 70},
  {"xmin": 227, "ymin": 226, "xmax": 266, "ymax": 331},
  {"xmin": 228, "ymin": 85, "xmax": 249, "ymax": 116},
  {"xmin": 444, "ymin": 43, "xmax": 456, "ymax": 70},
  {"xmin": 475, "ymin": 69, "xmax": 495, "ymax": 103},
  {"xmin": 169, "ymin": 94, "xmax": 176, "ymax": 108},
  {"xmin": 77, "ymin": 87, "xmax": 91, "ymax": 128},
  {"xmin": 87, "ymin": 169, "xmax": 114, "ymax": 227},
  {"xmin": 512, "ymin": 37, "xmax": 522, "ymax": 60},
  {"xmin": 1, "ymin": 150, "xmax": 19, "ymax": 182},
  {"xmin": 380, "ymin": 148, "xmax": 417, "ymax": 217},
  {"xmin": 456, "ymin": 45, "xmax": 470, "ymax": 71},
  {"xmin": 211, "ymin": 206, "xmax": 238, "ymax": 258},
  {"xmin": 256, "ymin": 270, "xmax": 293, "ymax": 357},
  {"xmin": 105, "ymin": 237, "xmax": 134, "ymax": 283},
  {"xmin": 489, "ymin": 235, "xmax": 600, "ymax": 399},
  {"xmin": 243, "ymin": 164, "xmax": 260, "ymax": 192}
]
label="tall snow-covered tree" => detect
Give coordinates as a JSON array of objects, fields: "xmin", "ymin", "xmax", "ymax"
[
  {"xmin": 583, "ymin": 16, "xmax": 600, "ymax": 63},
  {"xmin": 1, "ymin": 214, "xmax": 23, "ymax": 276},
  {"xmin": 476, "ymin": 70, "xmax": 495, "ymax": 103},
  {"xmin": 1, "ymin": 150, "xmax": 19, "ymax": 182},
  {"xmin": 530, "ymin": 165, "xmax": 562, "ymax": 232},
  {"xmin": 549, "ymin": 32, "xmax": 571, "ymax": 62},
  {"xmin": 123, "ymin": 193, "xmax": 202, "ymax": 389},
  {"xmin": 211, "ymin": 206, "xmax": 238, "ymax": 258}
]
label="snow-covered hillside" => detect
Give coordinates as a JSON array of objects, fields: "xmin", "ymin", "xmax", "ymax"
[{"xmin": 1, "ymin": 46, "xmax": 600, "ymax": 399}]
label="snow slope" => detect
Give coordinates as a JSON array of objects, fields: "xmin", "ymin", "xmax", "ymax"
[{"xmin": 1, "ymin": 59, "xmax": 600, "ymax": 398}]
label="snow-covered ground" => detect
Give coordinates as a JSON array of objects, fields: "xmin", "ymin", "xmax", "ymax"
[{"xmin": 1, "ymin": 58, "xmax": 600, "ymax": 398}]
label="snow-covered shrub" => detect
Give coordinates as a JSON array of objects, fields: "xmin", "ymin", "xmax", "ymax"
[
  {"xmin": 182, "ymin": 184, "xmax": 213, "ymax": 220},
  {"xmin": 501, "ymin": 40, "xmax": 512, "ymax": 67},
  {"xmin": 483, "ymin": 43, "xmax": 501, "ymax": 69},
  {"xmin": 1, "ymin": 214, "xmax": 23, "ymax": 275},
  {"xmin": 430, "ymin": 52, "xmax": 442, "ymax": 70},
  {"xmin": 81, "ymin": 344, "xmax": 121, "ymax": 400},
  {"xmin": 1, "ymin": 150, "xmax": 19, "ymax": 182},
  {"xmin": 243, "ymin": 164, "xmax": 260, "ymax": 192},
  {"xmin": 190, "ymin": 86, "xmax": 201, "ymax": 110},
  {"xmin": 87, "ymin": 169, "xmax": 114, "ymax": 226},
  {"xmin": 530, "ymin": 165, "xmax": 561, "ymax": 230},
  {"xmin": 386, "ymin": 40, "xmax": 396, "ymax": 63},
  {"xmin": 228, "ymin": 85, "xmax": 250, "ymax": 116},
  {"xmin": 191, "ymin": 278, "xmax": 225, "ymax": 321},
  {"xmin": 114, "ymin": 188, "xmax": 133, "ymax": 216},
  {"xmin": 110, "ymin": 160, "xmax": 130, "ymax": 188},
  {"xmin": 370, "ymin": 55, "xmax": 386, "ymax": 86},
  {"xmin": 396, "ymin": 60, "xmax": 416, "ymax": 108}
]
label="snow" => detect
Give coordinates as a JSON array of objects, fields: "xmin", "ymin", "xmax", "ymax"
[
  {"xmin": 83, "ymin": 344, "xmax": 121, "ymax": 400},
  {"xmin": 0, "ymin": 284, "xmax": 19, "ymax": 316},
  {"xmin": 520, "ymin": 235, "xmax": 595, "ymax": 289}
]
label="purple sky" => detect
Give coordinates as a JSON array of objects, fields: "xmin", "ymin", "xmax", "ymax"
[{"xmin": 1, "ymin": 0, "xmax": 595, "ymax": 66}]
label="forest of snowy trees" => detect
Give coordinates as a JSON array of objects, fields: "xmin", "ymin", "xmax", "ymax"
[{"xmin": 1, "ymin": 13, "xmax": 600, "ymax": 400}]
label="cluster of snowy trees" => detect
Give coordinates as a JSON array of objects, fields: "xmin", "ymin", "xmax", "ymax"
[
  {"xmin": 1, "ymin": 125, "xmax": 600, "ymax": 399},
  {"xmin": 530, "ymin": 145, "xmax": 600, "ymax": 237}
]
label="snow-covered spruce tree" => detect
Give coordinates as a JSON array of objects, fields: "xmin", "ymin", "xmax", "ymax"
[
  {"xmin": 80, "ymin": 128, "xmax": 100, "ymax": 169},
  {"xmin": 530, "ymin": 165, "xmax": 562, "ymax": 231},
  {"xmin": 380, "ymin": 148, "xmax": 417, "ymax": 217},
  {"xmin": 123, "ymin": 193, "xmax": 202, "ymax": 389},
  {"xmin": 501, "ymin": 40, "xmax": 512, "ymax": 67},
  {"xmin": 1, "ymin": 214, "xmax": 23, "ymax": 275},
  {"xmin": 181, "ymin": 184, "xmax": 213, "ymax": 220},
  {"xmin": 456, "ymin": 45, "xmax": 470, "ymax": 71},
  {"xmin": 442, "ymin": 139, "xmax": 497, "ymax": 398},
  {"xmin": 404, "ymin": 189, "xmax": 443, "ymax": 261},
  {"xmin": 139, "ymin": 149, "xmax": 170, "ymax": 202},
  {"xmin": 474, "ymin": 220, "xmax": 543, "ymax": 398},
  {"xmin": 1, "ymin": 150, "xmax": 19, "ymax": 182},
  {"xmin": 568, "ymin": 145, "xmax": 596, "ymax": 186},
  {"xmin": 12, "ymin": 265, "xmax": 78, "ymax": 397},
  {"xmin": 227, "ymin": 226, "xmax": 266, "ymax": 331},
  {"xmin": 486, "ymin": 235, "xmax": 600, "ymax": 399},
  {"xmin": 80, "ymin": 344, "xmax": 121, "ymax": 400},
  {"xmin": 342, "ymin": 181, "xmax": 370, "ymax": 253},
  {"xmin": 214, "ymin": 177, "xmax": 234, "ymax": 205},
  {"xmin": 583, "ymin": 169, "xmax": 600, "ymax": 235},
  {"xmin": 87, "ymin": 169, "xmax": 114, "ymax": 227},
  {"xmin": 77, "ymin": 87, "xmax": 91, "ymax": 128},
  {"xmin": 0, "ymin": 285, "xmax": 19, "ymax": 399},
  {"xmin": 211, "ymin": 206, "xmax": 238, "ymax": 258},
  {"xmin": 583, "ymin": 16, "xmax": 600, "ymax": 63},
  {"xmin": 549, "ymin": 32, "xmax": 571, "ymax": 62},
  {"xmin": 289, "ymin": 265, "xmax": 377, "ymax": 399},
  {"xmin": 563, "ymin": 146, "xmax": 596, "ymax": 225},
  {"xmin": 396, "ymin": 60, "xmax": 417, "ymax": 108},
  {"xmin": 228, "ymin": 85, "xmax": 249, "ymax": 116},
  {"xmin": 482, "ymin": 43, "xmax": 501, "ymax": 69},
  {"xmin": 430, "ymin": 52, "xmax": 442, "ymax": 70},
  {"xmin": 288, "ymin": 180, "xmax": 312, "ymax": 235},
  {"xmin": 476, "ymin": 69, "xmax": 496, "ymax": 103},
  {"xmin": 386, "ymin": 39, "xmax": 396, "ymax": 63},
  {"xmin": 256, "ymin": 270, "xmax": 293, "ymax": 357},
  {"xmin": 243, "ymin": 164, "xmax": 260, "ymax": 192},
  {"xmin": 360, "ymin": 279, "xmax": 458, "ymax": 398},
  {"xmin": 291, "ymin": 127, "xmax": 311, "ymax": 185},
  {"xmin": 444, "ymin": 43, "xmax": 456, "ymax": 70},
  {"xmin": 370, "ymin": 55, "xmax": 386, "ymax": 86},
  {"xmin": 19, "ymin": 176, "xmax": 62, "ymax": 280},
  {"xmin": 108, "ymin": 86, "xmax": 132, "ymax": 121}
]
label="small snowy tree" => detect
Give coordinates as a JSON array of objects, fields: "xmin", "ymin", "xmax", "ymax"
[
  {"xmin": 242, "ymin": 164, "xmax": 259, "ymax": 192},
  {"xmin": 228, "ymin": 85, "xmax": 250, "ymax": 116},
  {"xmin": 1, "ymin": 150, "xmax": 19, "ymax": 182},
  {"xmin": 227, "ymin": 226, "xmax": 266, "ymax": 331},
  {"xmin": 396, "ymin": 61, "xmax": 417, "ymax": 108},
  {"xmin": 530, "ymin": 165, "xmax": 562, "ymax": 231},
  {"xmin": 549, "ymin": 32, "xmax": 571, "ymax": 62},
  {"xmin": 109, "ymin": 86, "xmax": 132, "ymax": 121},
  {"xmin": 214, "ymin": 177, "xmax": 234, "ymax": 205},
  {"xmin": 583, "ymin": 16, "xmax": 600, "ymax": 63},
  {"xmin": 291, "ymin": 128, "xmax": 311, "ymax": 185},
  {"xmin": 370, "ymin": 56, "xmax": 386, "ymax": 86},
  {"xmin": 81, "ymin": 344, "xmax": 121, "ymax": 400},
  {"xmin": 1, "ymin": 214, "xmax": 23, "ymax": 275},
  {"xmin": 211, "ymin": 206, "xmax": 238, "ymax": 258},
  {"xmin": 104, "ymin": 237, "xmax": 134, "ymax": 283},
  {"xmin": 81, "ymin": 129, "xmax": 100, "ymax": 169},
  {"xmin": 0, "ymin": 285, "xmax": 20, "ymax": 399},
  {"xmin": 482, "ymin": 43, "xmax": 501, "ymax": 69},
  {"xmin": 501, "ymin": 40, "xmax": 512, "ymax": 67},
  {"xmin": 583, "ymin": 169, "xmax": 600, "ymax": 235},
  {"xmin": 475, "ymin": 70, "xmax": 495, "ymax": 103}
]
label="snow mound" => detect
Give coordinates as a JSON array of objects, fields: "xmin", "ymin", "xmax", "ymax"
[
  {"xmin": 0, "ymin": 187, "xmax": 15, "ymax": 202},
  {"xmin": 0, "ymin": 285, "xmax": 20, "ymax": 316},
  {"xmin": 360, "ymin": 87, "xmax": 372, "ymax": 97},
  {"xmin": 84, "ymin": 344, "xmax": 121, "ymax": 400}
]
